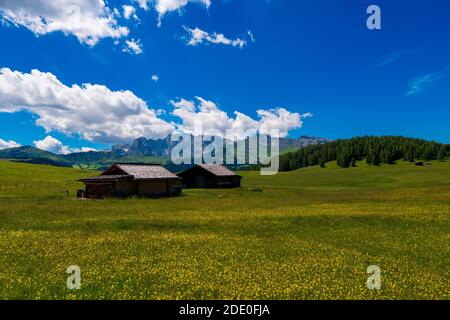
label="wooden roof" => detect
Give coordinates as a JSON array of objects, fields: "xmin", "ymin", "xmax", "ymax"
[
  {"xmin": 103, "ymin": 164, "xmax": 180, "ymax": 180},
  {"xmin": 80, "ymin": 175, "xmax": 132, "ymax": 183},
  {"xmin": 181, "ymin": 164, "xmax": 239, "ymax": 177}
]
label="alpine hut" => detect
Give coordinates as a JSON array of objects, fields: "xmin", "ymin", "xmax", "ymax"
[
  {"xmin": 177, "ymin": 164, "xmax": 242, "ymax": 188},
  {"xmin": 80, "ymin": 164, "xmax": 182, "ymax": 199}
]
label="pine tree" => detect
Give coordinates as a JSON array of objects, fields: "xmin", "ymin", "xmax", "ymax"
[
  {"xmin": 437, "ymin": 146, "xmax": 446, "ymax": 161},
  {"xmin": 406, "ymin": 150, "xmax": 415, "ymax": 162},
  {"xmin": 289, "ymin": 159, "xmax": 296, "ymax": 171},
  {"xmin": 366, "ymin": 149, "xmax": 373, "ymax": 165},
  {"xmin": 337, "ymin": 153, "xmax": 350, "ymax": 168},
  {"xmin": 319, "ymin": 157, "xmax": 326, "ymax": 168},
  {"xmin": 372, "ymin": 152, "xmax": 381, "ymax": 166},
  {"xmin": 422, "ymin": 149, "xmax": 434, "ymax": 161}
]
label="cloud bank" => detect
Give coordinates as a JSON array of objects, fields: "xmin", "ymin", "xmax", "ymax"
[
  {"xmin": 171, "ymin": 97, "xmax": 304, "ymax": 138},
  {"xmin": 0, "ymin": 68, "xmax": 174, "ymax": 143},
  {"xmin": 0, "ymin": 137, "xmax": 21, "ymax": 150},
  {"xmin": 0, "ymin": 0, "xmax": 129, "ymax": 46},
  {"xmin": 0, "ymin": 68, "xmax": 309, "ymax": 145},
  {"xmin": 33, "ymin": 135, "xmax": 96, "ymax": 154}
]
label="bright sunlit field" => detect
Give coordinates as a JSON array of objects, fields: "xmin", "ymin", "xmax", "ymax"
[{"xmin": 0, "ymin": 160, "xmax": 448, "ymax": 299}]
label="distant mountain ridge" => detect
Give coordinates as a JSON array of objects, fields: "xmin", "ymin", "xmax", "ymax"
[
  {"xmin": 0, "ymin": 135, "xmax": 330, "ymax": 169},
  {"xmin": 111, "ymin": 136, "xmax": 175, "ymax": 157},
  {"xmin": 279, "ymin": 136, "xmax": 331, "ymax": 150},
  {"xmin": 112, "ymin": 135, "xmax": 331, "ymax": 157}
]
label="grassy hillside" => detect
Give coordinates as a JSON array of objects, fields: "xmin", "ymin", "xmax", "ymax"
[
  {"xmin": 0, "ymin": 146, "xmax": 169, "ymax": 169},
  {"xmin": 0, "ymin": 146, "xmax": 60, "ymax": 160},
  {"xmin": 0, "ymin": 160, "xmax": 448, "ymax": 299},
  {"xmin": 0, "ymin": 146, "xmax": 72, "ymax": 167}
]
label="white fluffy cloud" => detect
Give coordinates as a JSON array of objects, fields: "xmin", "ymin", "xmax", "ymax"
[
  {"xmin": 172, "ymin": 97, "xmax": 232, "ymax": 135},
  {"xmin": 122, "ymin": 5, "xmax": 136, "ymax": 20},
  {"xmin": 151, "ymin": 74, "xmax": 159, "ymax": 82},
  {"xmin": 136, "ymin": 0, "xmax": 211, "ymax": 26},
  {"xmin": 123, "ymin": 39, "xmax": 143, "ymax": 55},
  {"xmin": 33, "ymin": 136, "xmax": 96, "ymax": 154},
  {"xmin": 0, "ymin": 68, "xmax": 308, "ymax": 146},
  {"xmin": 78, "ymin": 147, "xmax": 98, "ymax": 153},
  {"xmin": 171, "ymin": 97, "xmax": 306, "ymax": 138},
  {"xmin": 0, "ymin": 68, "xmax": 174, "ymax": 144},
  {"xmin": 0, "ymin": 0, "xmax": 129, "ymax": 46},
  {"xmin": 184, "ymin": 26, "xmax": 248, "ymax": 48},
  {"xmin": 0, "ymin": 137, "xmax": 21, "ymax": 150},
  {"xmin": 34, "ymin": 136, "xmax": 72, "ymax": 154}
]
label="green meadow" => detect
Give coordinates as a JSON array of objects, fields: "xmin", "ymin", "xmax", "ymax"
[{"xmin": 0, "ymin": 160, "xmax": 448, "ymax": 299}]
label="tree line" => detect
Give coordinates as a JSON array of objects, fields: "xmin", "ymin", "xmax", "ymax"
[{"xmin": 279, "ymin": 136, "xmax": 449, "ymax": 171}]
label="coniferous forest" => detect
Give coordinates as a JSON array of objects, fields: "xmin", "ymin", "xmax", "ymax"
[{"xmin": 279, "ymin": 136, "xmax": 449, "ymax": 171}]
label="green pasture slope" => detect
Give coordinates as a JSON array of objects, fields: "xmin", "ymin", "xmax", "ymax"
[{"xmin": 0, "ymin": 160, "xmax": 448, "ymax": 299}]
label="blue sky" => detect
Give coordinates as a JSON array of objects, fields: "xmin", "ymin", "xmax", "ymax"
[{"xmin": 0, "ymin": 0, "xmax": 449, "ymax": 153}]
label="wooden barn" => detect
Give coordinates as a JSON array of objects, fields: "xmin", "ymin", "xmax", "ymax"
[
  {"xmin": 79, "ymin": 164, "xmax": 182, "ymax": 199},
  {"xmin": 177, "ymin": 164, "xmax": 242, "ymax": 188}
]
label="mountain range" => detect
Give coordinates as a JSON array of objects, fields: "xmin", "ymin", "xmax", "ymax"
[
  {"xmin": 0, "ymin": 135, "xmax": 330, "ymax": 169},
  {"xmin": 111, "ymin": 135, "xmax": 330, "ymax": 157}
]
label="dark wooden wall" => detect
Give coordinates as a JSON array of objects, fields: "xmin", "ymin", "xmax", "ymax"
[
  {"xmin": 84, "ymin": 179, "xmax": 182, "ymax": 198},
  {"xmin": 178, "ymin": 167, "xmax": 241, "ymax": 188}
]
